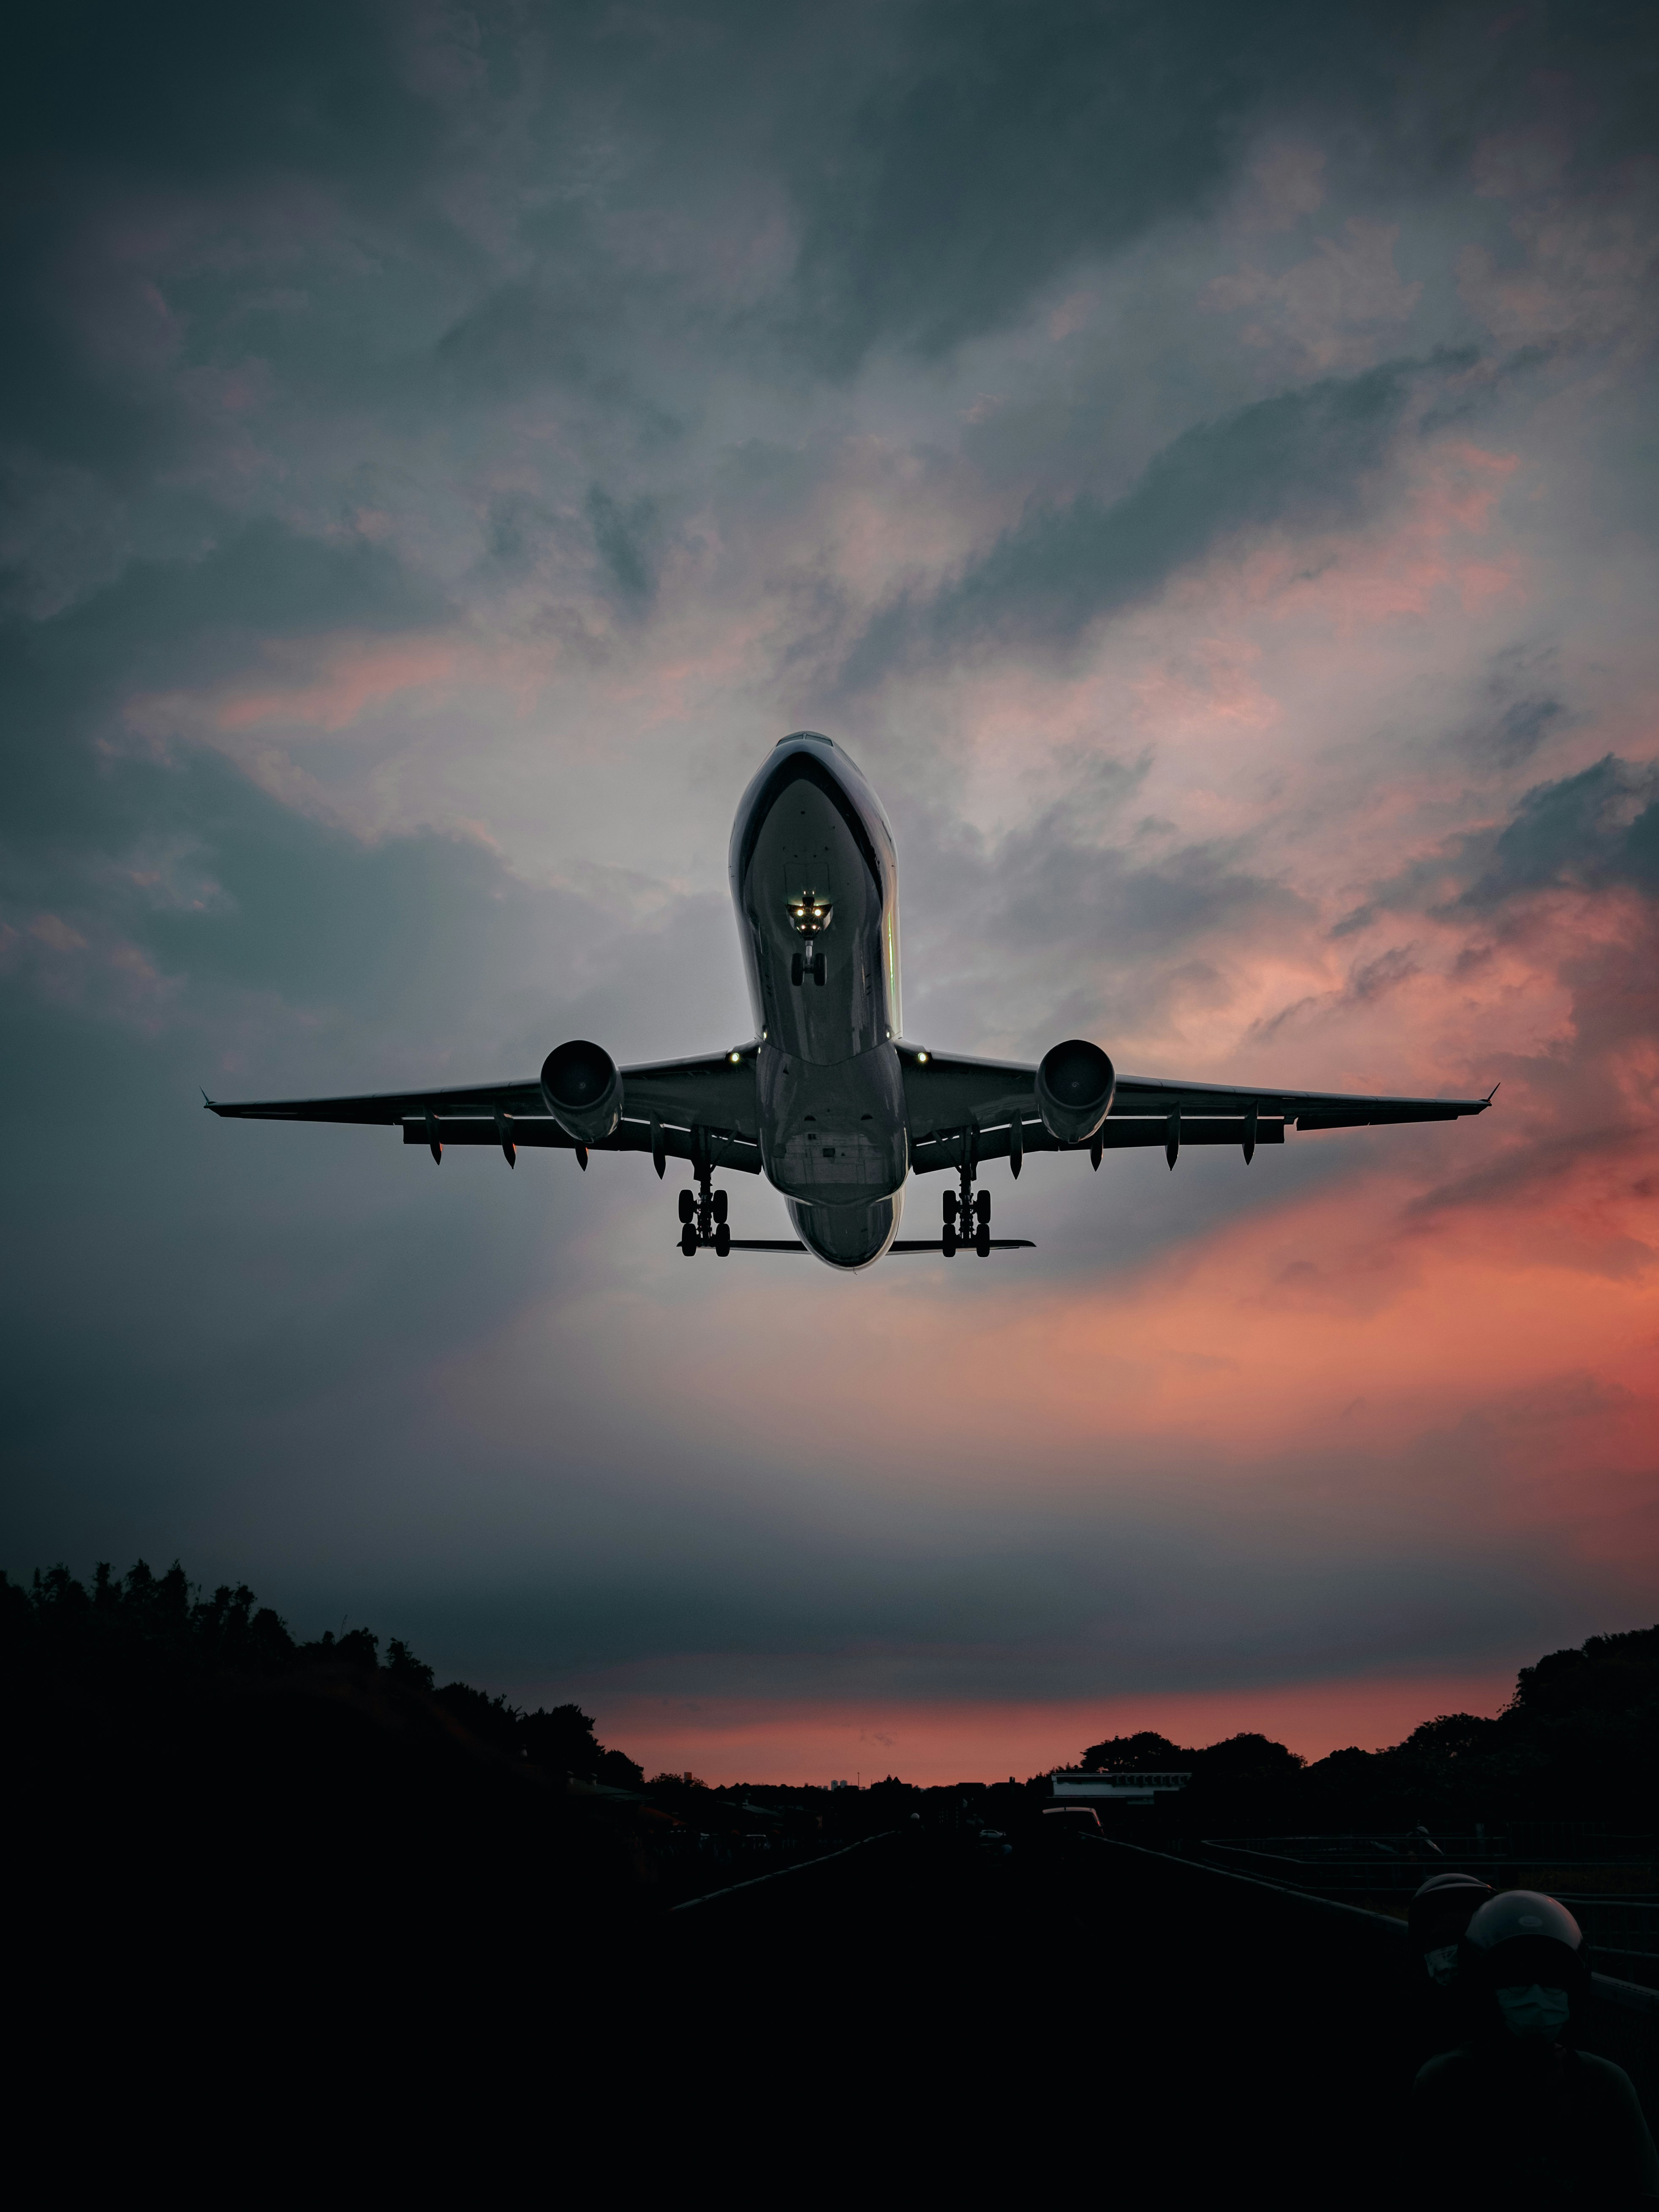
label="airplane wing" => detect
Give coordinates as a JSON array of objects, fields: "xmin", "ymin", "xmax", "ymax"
[
  {"xmin": 897, "ymin": 1046, "xmax": 1493, "ymax": 1173},
  {"xmin": 204, "ymin": 1050, "xmax": 765, "ymax": 1173}
]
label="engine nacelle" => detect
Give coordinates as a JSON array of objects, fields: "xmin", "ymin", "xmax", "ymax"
[
  {"xmin": 541, "ymin": 1039, "xmax": 623, "ymax": 1143},
  {"xmin": 1036, "ymin": 1039, "xmax": 1115, "ymax": 1146}
]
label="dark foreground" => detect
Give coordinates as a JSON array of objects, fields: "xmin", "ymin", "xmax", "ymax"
[
  {"xmin": 19, "ymin": 1783, "xmax": 1654, "ymax": 2194},
  {"xmin": 672, "ymin": 1828, "xmax": 1656, "ymax": 2184}
]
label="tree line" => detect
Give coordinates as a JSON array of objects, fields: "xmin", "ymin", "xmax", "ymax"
[
  {"xmin": 1077, "ymin": 1622, "xmax": 1659, "ymax": 1833},
  {"xmin": 1, "ymin": 1556, "xmax": 645, "ymax": 1788}
]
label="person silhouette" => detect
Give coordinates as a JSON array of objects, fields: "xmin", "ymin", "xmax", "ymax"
[
  {"xmin": 1412, "ymin": 1891, "xmax": 1658, "ymax": 2204},
  {"xmin": 1405, "ymin": 1869, "xmax": 1493, "ymax": 2062}
]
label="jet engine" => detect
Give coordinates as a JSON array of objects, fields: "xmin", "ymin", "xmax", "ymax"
[
  {"xmin": 541, "ymin": 1039, "xmax": 623, "ymax": 1143},
  {"xmin": 1035, "ymin": 1039, "xmax": 1115, "ymax": 1145}
]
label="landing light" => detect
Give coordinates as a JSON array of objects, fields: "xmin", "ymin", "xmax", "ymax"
[
  {"xmin": 729, "ymin": 1051, "xmax": 741, "ymax": 1063},
  {"xmin": 917, "ymin": 1051, "xmax": 929, "ymax": 1063}
]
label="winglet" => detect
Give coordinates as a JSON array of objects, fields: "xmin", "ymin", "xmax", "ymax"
[
  {"xmin": 201, "ymin": 1088, "xmax": 212, "ymax": 1109},
  {"xmin": 1485, "ymin": 1082, "xmax": 1501, "ymax": 1104}
]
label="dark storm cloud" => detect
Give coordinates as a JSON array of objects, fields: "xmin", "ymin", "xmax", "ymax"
[
  {"xmin": 0, "ymin": 0, "xmax": 440, "ymax": 474},
  {"xmin": 0, "ymin": 520, "xmax": 450, "ymax": 855},
  {"xmin": 3, "ymin": 0, "xmax": 1654, "ymax": 501},
  {"xmin": 431, "ymin": 282, "xmax": 674, "ymax": 432},
  {"xmin": 779, "ymin": 0, "xmax": 1659, "ymax": 371},
  {"xmin": 1335, "ymin": 756, "xmax": 1659, "ymax": 1231},
  {"xmin": 1334, "ymin": 754, "xmax": 1659, "ymax": 938},
  {"xmin": 1455, "ymin": 755, "xmax": 1659, "ymax": 909},
  {"xmin": 2, "ymin": 0, "xmax": 434, "ymax": 182},
  {"xmin": 838, "ymin": 356, "xmax": 1454, "ymax": 685},
  {"xmin": 585, "ymin": 485, "xmax": 661, "ymax": 608}
]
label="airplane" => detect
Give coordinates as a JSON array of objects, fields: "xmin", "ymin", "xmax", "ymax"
[{"xmin": 206, "ymin": 731, "xmax": 1494, "ymax": 1271}]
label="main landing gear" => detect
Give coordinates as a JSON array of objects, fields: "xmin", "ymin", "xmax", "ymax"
[
  {"xmin": 677, "ymin": 1164, "xmax": 731, "ymax": 1256},
  {"xmin": 942, "ymin": 1159, "xmax": 993, "ymax": 1257}
]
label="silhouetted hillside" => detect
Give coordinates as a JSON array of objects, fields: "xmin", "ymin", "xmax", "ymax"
[
  {"xmin": 4, "ymin": 1556, "xmax": 662, "ymax": 2082},
  {"xmin": 1, "ymin": 1556, "xmax": 645, "ymax": 1786}
]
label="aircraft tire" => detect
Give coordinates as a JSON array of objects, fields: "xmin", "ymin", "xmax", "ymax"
[
  {"xmin": 714, "ymin": 1222, "xmax": 731, "ymax": 1256},
  {"xmin": 680, "ymin": 1224, "xmax": 698, "ymax": 1256},
  {"xmin": 942, "ymin": 1226, "xmax": 957, "ymax": 1257},
  {"xmin": 975, "ymin": 1223, "xmax": 991, "ymax": 1257},
  {"xmin": 677, "ymin": 1188, "xmax": 695, "ymax": 1223},
  {"xmin": 791, "ymin": 952, "xmax": 803, "ymax": 986}
]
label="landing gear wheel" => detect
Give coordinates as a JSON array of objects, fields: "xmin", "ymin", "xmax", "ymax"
[
  {"xmin": 812, "ymin": 955, "xmax": 825, "ymax": 985},
  {"xmin": 975, "ymin": 1222, "xmax": 991, "ymax": 1257},
  {"xmin": 677, "ymin": 1188, "xmax": 695, "ymax": 1223},
  {"xmin": 974, "ymin": 1189, "xmax": 991, "ymax": 1224},
  {"xmin": 791, "ymin": 951, "xmax": 803, "ymax": 986},
  {"xmin": 714, "ymin": 1222, "xmax": 731, "ymax": 1257},
  {"xmin": 680, "ymin": 1223, "xmax": 698, "ymax": 1256},
  {"xmin": 943, "ymin": 1192, "xmax": 959, "ymax": 1225},
  {"xmin": 712, "ymin": 1189, "xmax": 728, "ymax": 1224},
  {"xmin": 942, "ymin": 1226, "xmax": 957, "ymax": 1257}
]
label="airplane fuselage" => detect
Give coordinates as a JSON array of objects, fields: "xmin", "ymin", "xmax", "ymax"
[{"xmin": 730, "ymin": 733, "xmax": 908, "ymax": 1268}]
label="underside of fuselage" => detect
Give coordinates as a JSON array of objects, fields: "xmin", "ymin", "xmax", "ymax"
[
  {"xmin": 786, "ymin": 1192, "xmax": 903, "ymax": 1270},
  {"xmin": 730, "ymin": 733, "xmax": 908, "ymax": 1268}
]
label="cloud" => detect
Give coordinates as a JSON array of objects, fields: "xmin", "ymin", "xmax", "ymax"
[
  {"xmin": 838, "ymin": 356, "xmax": 1456, "ymax": 684},
  {"xmin": 1455, "ymin": 755, "xmax": 1659, "ymax": 908}
]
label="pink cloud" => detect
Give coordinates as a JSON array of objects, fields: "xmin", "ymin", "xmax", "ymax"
[
  {"xmin": 1204, "ymin": 218, "xmax": 1421, "ymax": 370},
  {"xmin": 215, "ymin": 634, "xmax": 464, "ymax": 732}
]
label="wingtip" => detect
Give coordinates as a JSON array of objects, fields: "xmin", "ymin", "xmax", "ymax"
[{"xmin": 1485, "ymin": 1082, "xmax": 1501, "ymax": 1105}]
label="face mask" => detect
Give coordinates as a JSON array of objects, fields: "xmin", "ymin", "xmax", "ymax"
[
  {"xmin": 1424, "ymin": 1943, "xmax": 1460, "ymax": 1986},
  {"xmin": 1496, "ymin": 1984, "xmax": 1570, "ymax": 2041}
]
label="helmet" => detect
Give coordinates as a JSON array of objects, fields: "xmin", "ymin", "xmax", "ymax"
[
  {"xmin": 1408, "ymin": 1870, "xmax": 1493, "ymax": 1948},
  {"xmin": 1461, "ymin": 1890, "xmax": 1590, "ymax": 2004}
]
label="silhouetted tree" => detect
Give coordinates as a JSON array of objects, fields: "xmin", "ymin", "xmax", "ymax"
[{"xmin": 1081, "ymin": 1730, "xmax": 1191, "ymax": 1770}]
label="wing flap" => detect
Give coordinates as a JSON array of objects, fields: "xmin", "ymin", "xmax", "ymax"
[
  {"xmin": 910, "ymin": 1116, "xmax": 1285, "ymax": 1174},
  {"xmin": 401, "ymin": 1115, "xmax": 763, "ymax": 1172},
  {"xmin": 888, "ymin": 1238, "xmax": 1036, "ymax": 1252}
]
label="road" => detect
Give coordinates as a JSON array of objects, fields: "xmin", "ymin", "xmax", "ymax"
[{"xmin": 666, "ymin": 1824, "xmax": 1654, "ymax": 2190}]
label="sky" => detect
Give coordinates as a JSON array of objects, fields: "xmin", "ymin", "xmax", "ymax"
[{"xmin": 3, "ymin": 0, "xmax": 1656, "ymax": 1785}]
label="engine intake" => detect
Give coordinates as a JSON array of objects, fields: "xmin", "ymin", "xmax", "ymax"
[
  {"xmin": 540, "ymin": 1040, "xmax": 622, "ymax": 1144},
  {"xmin": 1036, "ymin": 1039, "xmax": 1115, "ymax": 1146}
]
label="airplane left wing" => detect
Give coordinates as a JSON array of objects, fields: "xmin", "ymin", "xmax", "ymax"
[
  {"xmin": 206, "ymin": 1049, "xmax": 765, "ymax": 1173},
  {"xmin": 897, "ymin": 1045, "xmax": 1493, "ymax": 1173}
]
